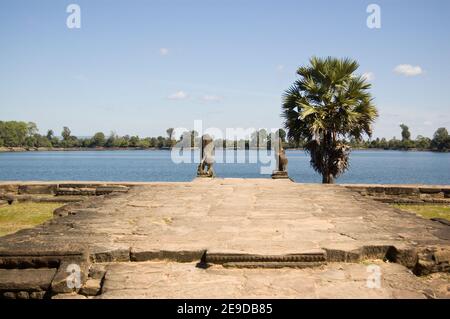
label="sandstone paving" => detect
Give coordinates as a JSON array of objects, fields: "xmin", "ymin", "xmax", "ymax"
[
  {"xmin": 0, "ymin": 178, "xmax": 448, "ymax": 257},
  {"xmin": 97, "ymin": 260, "xmax": 449, "ymax": 299},
  {"xmin": 0, "ymin": 178, "xmax": 449, "ymax": 298}
]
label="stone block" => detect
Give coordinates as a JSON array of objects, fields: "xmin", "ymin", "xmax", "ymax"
[
  {"xmin": 80, "ymin": 278, "xmax": 102, "ymax": 296},
  {"xmin": 271, "ymin": 171, "xmax": 289, "ymax": 179},
  {"xmin": 0, "ymin": 184, "xmax": 19, "ymax": 193},
  {"xmin": 16, "ymin": 291, "xmax": 29, "ymax": 299},
  {"xmin": 88, "ymin": 264, "xmax": 106, "ymax": 280},
  {"xmin": 0, "ymin": 256, "xmax": 60, "ymax": 269},
  {"xmin": 443, "ymin": 189, "xmax": 450, "ymax": 198},
  {"xmin": 56, "ymin": 188, "xmax": 96, "ymax": 196},
  {"xmin": 30, "ymin": 291, "xmax": 46, "ymax": 299},
  {"xmin": 366, "ymin": 186, "xmax": 385, "ymax": 194},
  {"xmin": 2, "ymin": 292, "xmax": 16, "ymax": 299},
  {"xmin": 18, "ymin": 185, "xmax": 56, "ymax": 195},
  {"xmin": 90, "ymin": 249, "xmax": 130, "ymax": 262},
  {"xmin": 51, "ymin": 261, "xmax": 89, "ymax": 294},
  {"xmin": 59, "ymin": 183, "xmax": 101, "ymax": 189},
  {"xmin": 95, "ymin": 185, "xmax": 129, "ymax": 195},
  {"xmin": 361, "ymin": 245, "xmax": 392, "ymax": 260},
  {"xmin": 433, "ymin": 248, "xmax": 450, "ymax": 264},
  {"xmin": 130, "ymin": 249, "xmax": 205, "ymax": 263},
  {"xmin": 384, "ymin": 187, "xmax": 419, "ymax": 196},
  {"xmin": 419, "ymin": 187, "xmax": 443, "ymax": 194},
  {"xmin": 392, "ymin": 248, "xmax": 418, "ymax": 268},
  {"xmin": 0, "ymin": 268, "xmax": 57, "ymax": 292}
]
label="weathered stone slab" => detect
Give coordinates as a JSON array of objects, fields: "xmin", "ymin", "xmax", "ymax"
[
  {"xmin": 0, "ymin": 184, "xmax": 19, "ymax": 193},
  {"xmin": 51, "ymin": 260, "xmax": 89, "ymax": 294},
  {"xmin": 56, "ymin": 188, "xmax": 96, "ymax": 196},
  {"xmin": 59, "ymin": 183, "xmax": 107, "ymax": 189},
  {"xmin": 90, "ymin": 249, "xmax": 130, "ymax": 263},
  {"xmin": 18, "ymin": 185, "xmax": 56, "ymax": 195},
  {"xmin": 88, "ymin": 264, "xmax": 106, "ymax": 280},
  {"xmin": 80, "ymin": 278, "xmax": 102, "ymax": 296},
  {"xmin": 442, "ymin": 188, "xmax": 450, "ymax": 198},
  {"xmin": 366, "ymin": 186, "xmax": 385, "ymax": 194},
  {"xmin": 130, "ymin": 249, "xmax": 205, "ymax": 262},
  {"xmin": 419, "ymin": 187, "xmax": 444, "ymax": 194},
  {"xmin": 95, "ymin": 186, "xmax": 129, "ymax": 195},
  {"xmin": 205, "ymin": 252, "xmax": 326, "ymax": 264},
  {"xmin": 0, "ymin": 256, "xmax": 60, "ymax": 269},
  {"xmin": 97, "ymin": 261, "xmax": 449, "ymax": 299},
  {"xmin": 0, "ymin": 179, "xmax": 449, "ymax": 299},
  {"xmin": 0, "ymin": 268, "xmax": 57, "ymax": 292},
  {"xmin": 384, "ymin": 187, "xmax": 420, "ymax": 196}
]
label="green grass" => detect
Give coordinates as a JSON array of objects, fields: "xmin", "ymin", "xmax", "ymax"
[
  {"xmin": 0, "ymin": 202, "xmax": 64, "ymax": 237},
  {"xmin": 393, "ymin": 204, "xmax": 450, "ymax": 221}
]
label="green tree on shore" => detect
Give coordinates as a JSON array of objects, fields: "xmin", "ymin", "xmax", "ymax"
[
  {"xmin": 91, "ymin": 132, "xmax": 106, "ymax": 147},
  {"xmin": 62, "ymin": 127, "xmax": 71, "ymax": 141},
  {"xmin": 0, "ymin": 121, "xmax": 28, "ymax": 147},
  {"xmin": 431, "ymin": 128, "xmax": 450, "ymax": 151},
  {"xmin": 399, "ymin": 124, "xmax": 414, "ymax": 149},
  {"xmin": 46, "ymin": 130, "xmax": 54, "ymax": 140},
  {"xmin": 282, "ymin": 57, "xmax": 378, "ymax": 183},
  {"xmin": 400, "ymin": 124, "xmax": 411, "ymax": 141},
  {"xmin": 1, "ymin": 120, "xmax": 449, "ymax": 152}
]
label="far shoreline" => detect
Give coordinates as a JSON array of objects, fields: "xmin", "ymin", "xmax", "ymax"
[{"xmin": 0, "ymin": 146, "xmax": 447, "ymax": 153}]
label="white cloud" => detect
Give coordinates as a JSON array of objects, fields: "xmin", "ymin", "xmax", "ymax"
[
  {"xmin": 159, "ymin": 48, "xmax": 169, "ymax": 56},
  {"xmin": 394, "ymin": 64, "xmax": 423, "ymax": 76},
  {"xmin": 167, "ymin": 91, "xmax": 188, "ymax": 100},
  {"xmin": 202, "ymin": 95, "xmax": 222, "ymax": 102},
  {"xmin": 362, "ymin": 72, "xmax": 374, "ymax": 81},
  {"xmin": 423, "ymin": 121, "xmax": 433, "ymax": 126}
]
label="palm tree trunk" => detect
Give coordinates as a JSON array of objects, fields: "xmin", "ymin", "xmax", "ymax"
[
  {"xmin": 322, "ymin": 173, "xmax": 335, "ymax": 184},
  {"xmin": 321, "ymin": 130, "xmax": 335, "ymax": 184}
]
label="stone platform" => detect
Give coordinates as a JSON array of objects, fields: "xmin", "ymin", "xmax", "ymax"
[{"xmin": 0, "ymin": 178, "xmax": 449, "ymax": 298}]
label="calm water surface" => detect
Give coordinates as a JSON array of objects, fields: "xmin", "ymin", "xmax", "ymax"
[{"xmin": 0, "ymin": 150, "xmax": 449, "ymax": 184}]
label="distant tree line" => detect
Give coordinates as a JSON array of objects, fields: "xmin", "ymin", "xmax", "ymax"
[
  {"xmin": 0, "ymin": 121, "xmax": 175, "ymax": 149},
  {"xmin": 345, "ymin": 124, "xmax": 450, "ymax": 152},
  {"xmin": 0, "ymin": 121, "xmax": 449, "ymax": 152}
]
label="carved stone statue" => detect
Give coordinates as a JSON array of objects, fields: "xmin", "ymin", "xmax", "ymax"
[
  {"xmin": 271, "ymin": 136, "xmax": 289, "ymax": 179},
  {"xmin": 197, "ymin": 134, "xmax": 215, "ymax": 178}
]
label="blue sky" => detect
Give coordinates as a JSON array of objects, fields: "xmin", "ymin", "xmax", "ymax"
[{"xmin": 0, "ymin": 0, "xmax": 449, "ymax": 139}]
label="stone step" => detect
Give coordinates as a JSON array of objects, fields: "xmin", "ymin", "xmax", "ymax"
[
  {"xmin": 0, "ymin": 268, "xmax": 57, "ymax": 299},
  {"xmin": 205, "ymin": 252, "xmax": 326, "ymax": 264},
  {"xmin": 95, "ymin": 186, "xmax": 129, "ymax": 195},
  {"xmin": 56, "ymin": 188, "xmax": 96, "ymax": 196},
  {"xmin": 222, "ymin": 261, "xmax": 326, "ymax": 269}
]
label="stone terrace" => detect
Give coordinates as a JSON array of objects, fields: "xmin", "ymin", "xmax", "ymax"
[{"xmin": 0, "ymin": 178, "xmax": 449, "ymax": 298}]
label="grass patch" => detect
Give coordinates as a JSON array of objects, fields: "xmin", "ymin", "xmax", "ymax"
[
  {"xmin": 0, "ymin": 202, "xmax": 64, "ymax": 237},
  {"xmin": 393, "ymin": 204, "xmax": 450, "ymax": 221}
]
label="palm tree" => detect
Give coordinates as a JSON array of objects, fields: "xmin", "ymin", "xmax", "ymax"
[
  {"xmin": 166, "ymin": 128, "xmax": 175, "ymax": 148},
  {"xmin": 166, "ymin": 128, "xmax": 174, "ymax": 141},
  {"xmin": 282, "ymin": 57, "xmax": 378, "ymax": 183}
]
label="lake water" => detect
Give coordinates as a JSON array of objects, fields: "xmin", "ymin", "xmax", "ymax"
[{"xmin": 0, "ymin": 150, "xmax": 449, "ymax": 184}]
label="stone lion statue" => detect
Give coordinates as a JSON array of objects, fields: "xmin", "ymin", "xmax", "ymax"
[
  {"xmin": 277, "ymin": 148, "xmax": 288, "ymax": 172},
  {"xmin": 197, "ymin": 134, "xmax": 215, "ymax": 177},
  {"xmin": 272, "ymin": 136, "xmax": 289, "ymax": 179}
]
